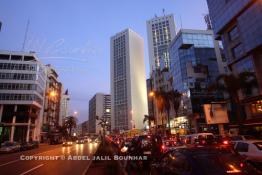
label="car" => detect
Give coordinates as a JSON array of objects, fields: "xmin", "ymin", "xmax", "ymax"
[
  {"xmin": 31, "ymin": 141, "xmax": 39, "ymax": 148},
  {"xmin": 184, "ymin": 133, "xmax": 215, "ymax": 145},
  {"xmin": 150, "ymin": 145, "xmax": 259, "ymax": 175},
  {"xmin": 76, "ymin": 139, "xmax": 84, "ymax": 144},
  {"xmin": 0, "ymin": 141, "xmax": 21, "ymax": 153},
  {"xmin": 20, "ymin": 142, "xmax": 34, "ymax": 151},
  {"xmin": 234, "ymin": 140, "xmax": 262, "ymax": 161},
  {"xmin": 62, "ymin": 140, "xmax": 73, "ymax": 146},
  {"xmin": 233, "ymin": 140, "xmax": 262, "ymax": 172},
  {"xmin": 230, "ymin": 135, "xmax": 256, "ymax": 144}
]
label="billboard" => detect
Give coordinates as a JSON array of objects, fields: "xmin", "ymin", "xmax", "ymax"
[{"xmin": 203, "ymin": 103, "xmax": 229, "ymax": 124}]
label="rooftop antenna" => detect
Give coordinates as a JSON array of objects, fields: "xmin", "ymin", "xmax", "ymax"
[
  {"xmin": 22, "ymin": 19, "xmax": 30, "ymax": 51},
  {"xmin": 162, "ymin": 9, "xmax": 165, "ymax": 16},
  {"xmin": 204, "ymin": 14, "xmax": 212, "ymax": 30},
  {"xmin": 179, "ymin": 15, "xmax": 183, "ymax": 29}
]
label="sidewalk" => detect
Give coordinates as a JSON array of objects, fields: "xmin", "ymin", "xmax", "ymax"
[{"xmin": 86, "ymin": 140, "xmax": 126, "ymax": 175}]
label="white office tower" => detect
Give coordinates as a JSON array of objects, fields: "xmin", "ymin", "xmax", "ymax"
[
  {"xmin": 59, "ymin": 89, "xmax": 70, "ymax": 125},
  {"xmin": 146, "ymin": 14, "xmax": 176, "ymax": 72},
  {"xmin": 0, "ymin": 51, "xmax": 46, "ymax": 142},
  {"xmin": 89, "ymin": 93, "xmax": 111, "ymax": 134},
  {"xmin": 110, "ymin": 29, "xmax": 148, "ymax": 131}
]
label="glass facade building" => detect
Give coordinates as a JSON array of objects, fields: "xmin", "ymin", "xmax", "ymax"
[
  {"xmin": 207, "ymin": 0, "xmax": 262, "ymax": 128},
  {"xmin": 169, "ymin": 29, "xmax": 226, "ymax": 132}
]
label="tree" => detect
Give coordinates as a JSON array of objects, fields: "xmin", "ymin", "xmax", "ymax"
[
  {"xmin": 58, "ymin": 124, "xmax": 69, "ymax": 139},
  {"xmin": 168, "ymin": 90, "xmax": 182, "ymax": 117},
  {"xmin": 152, "ymin": 90, "xmax": 173, "ymax": 134},
  {"xmin": 64, "ymin": 116, "xmax": 77, "ymax": 137},
  {"xmin": 209, "ymin": 71, "xmax": 258, "ymax": 122},
  {"xmin": 96, "ymin": 116, "xmax": 109, "ymax": 145}
]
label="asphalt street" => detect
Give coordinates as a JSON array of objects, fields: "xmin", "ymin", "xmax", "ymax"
[{"xmin": 0, "ymin": 142, "xmax": 99, "ymax": 175}]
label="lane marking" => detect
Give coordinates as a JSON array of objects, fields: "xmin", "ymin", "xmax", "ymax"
[
  {"xmin": 0, "ymin": 146, "xmax": 61, "ymax": 167},
  {"xmin": 0, "ymin": 159, "xmax": 20, "ymax": 167},
  {"xmin": 19, "ymin": 164, "xmax": 44, "ymax": 175},
  {"xmin": 81, "ymin": 143, "xmax": 100, "ymax": 175}
]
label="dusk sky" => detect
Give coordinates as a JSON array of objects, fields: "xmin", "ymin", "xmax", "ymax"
[{"xmin": 0, "ymin": 0, "xmax": 209, "ymax": 123}]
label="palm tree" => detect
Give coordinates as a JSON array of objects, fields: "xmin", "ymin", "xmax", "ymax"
[
  {"xmin": 96, "ymin": 116, "xmax": 109, "ymax": 145},
  {"xmin": 209, "ymin": 71, "xmax": 257, "ymax": 122},
  {"xmin": 168, "ymin": 90, "xmax": 182, "ymax": 117},
  {"xmin": 152, "ymin": 90, "xmax": 172, "ymax": 134},
  {"xmin": 64, "ymin": 116, "xmax": 77, "ymax": 137},
  {"xmin": 58, "ymin": 124, "xmax": 69, "ymax": 139}
]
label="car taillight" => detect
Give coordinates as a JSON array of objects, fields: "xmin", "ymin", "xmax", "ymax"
[
  {"xmin": 161, "ymin": 144, "xmax": 165, "ymax": 150},
  {"xmin": 223, "ymin": 140, "xmax": 229, "ymax": 145},
  {"xmin": 240, "ymin": 163, "xmax": 244, "ymax": 168},
  {"xmin": 227, "ymin": 164, "xmax": 241, "ymax": 174}
]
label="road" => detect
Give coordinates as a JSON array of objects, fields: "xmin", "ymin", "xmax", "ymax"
[{"xmin": 0, "ymin": 142, "xmax": 99, "ymax": 175}]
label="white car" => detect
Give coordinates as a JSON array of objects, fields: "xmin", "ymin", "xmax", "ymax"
[
  {"xmin": 0, "ymin": 141, "xmax": 21, "ymax": 153},
  {"xmin": 234, "ymin": 140, "xmax": 262, "ymax": 161},
  {"xmin": 230, "ymin": 135, "xmax": 255, "ymax": 144}
]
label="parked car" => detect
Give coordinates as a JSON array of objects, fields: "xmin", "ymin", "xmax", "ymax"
[
  {"xmin": 150, "ymin": 145, "xmax": 259, "ymax": 175},
  {"xmin": 20, "ymin": 142, "xmax": 34, "ymax": 151},
  {"xmin": 0, "ymin": 141, "xmax": 21, "ymax": 153},
  {"xmin": 31, "ymin": 141, "xmax": 39, "ymax": 148}
]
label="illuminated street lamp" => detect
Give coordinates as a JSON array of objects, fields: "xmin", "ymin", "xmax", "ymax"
[
  {"xmin": 73, "ymin": 111, "xmax": 78, "ymax": 116},
  {"xmin": 149, "ymin": 91, "xmax": 155, "ymax": 97},
  {"xmin": 49, "ymin": 90, "xmax": 57, "ymax": 98}
]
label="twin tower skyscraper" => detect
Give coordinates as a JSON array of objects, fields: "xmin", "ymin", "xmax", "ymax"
[{"xmin": 110, "ymin": 14, "xmax": 176, "ymax": 131}]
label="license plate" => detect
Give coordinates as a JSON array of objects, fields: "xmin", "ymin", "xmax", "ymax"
[{"xmin": 144, "ymin": 151, "xmax": 151, "ymax": 155}]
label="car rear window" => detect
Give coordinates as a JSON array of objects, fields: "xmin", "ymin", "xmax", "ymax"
[
  {"xmin": 193, "ymin": 152, "xmax": 242, "ymax": 174},
  {"xmin": 254, "ymin": 142, "xmax": 262, "ymax": 150}
]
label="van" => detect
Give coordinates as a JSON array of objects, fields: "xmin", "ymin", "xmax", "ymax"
[{"xmin": 184, "ymin": 133, "xmax": 215, "ymax": 144}]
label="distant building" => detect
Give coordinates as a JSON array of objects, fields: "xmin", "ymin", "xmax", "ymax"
[
  {"xmin": 89, "ymin": 93, "xmax": 111, "ymax": 134},
  {"xmin": 0, "ymin": 51, "xmax": 46, "ymax": 142},
  {"xmin": 81, "ymin": 120, "xmax": 89, "ymax": 136},
  {"xmin": 146, "ymin": 78, "xmax": 154, "ymax": 119},
  {"xmin": 168, "ymin": 29, "xmax": 227, "ymax": 133},
  {"xmin": 59, "ymin": 89, "xmax": 70, "ymax": 125},
  {"xmin": 207, "ymin": 0, "xmax": 262, "ymax": 132},
  {"xmin": 41, "ymin": 64, "xmax": 62, "ymax": 142},
  {"xmin": 73, "ymin": 124, "xmax": 82, "ymax": 137},
  {"xmin": 110, "ymin": 29, "xmax": 148, "ymax": 131},
  {"xmin": 146, "ymin": 14, "xmax": 176, "ymax": 72}
]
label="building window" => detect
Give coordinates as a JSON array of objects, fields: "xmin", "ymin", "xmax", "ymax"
[
  {"xmin": 228, "ymin": 26, "xmax": 239, "ymax": 41},
  {"xmin": 232, "ymin": 44, "xmax": 244, "ymax": 59}
]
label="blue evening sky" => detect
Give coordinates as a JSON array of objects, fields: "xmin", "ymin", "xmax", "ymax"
[{"xmin": 0, "ymin": 0, "xmax": 208, "ymax": 123}]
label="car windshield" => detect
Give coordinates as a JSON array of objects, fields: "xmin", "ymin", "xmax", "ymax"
[
  {"xmin": 231, "ymin": 136, "xmax": 243, "ymax": 141},
  {"xmin": 254, "ymin": 142, "xmax": 262, "ymax": 150},
  {"xmin": 2, "ymin": 142, "xmax": 14, "ymax": 146},
  {"xmin": 243, "ymin": 135, "xmax": 255, "ymax": 140}
]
